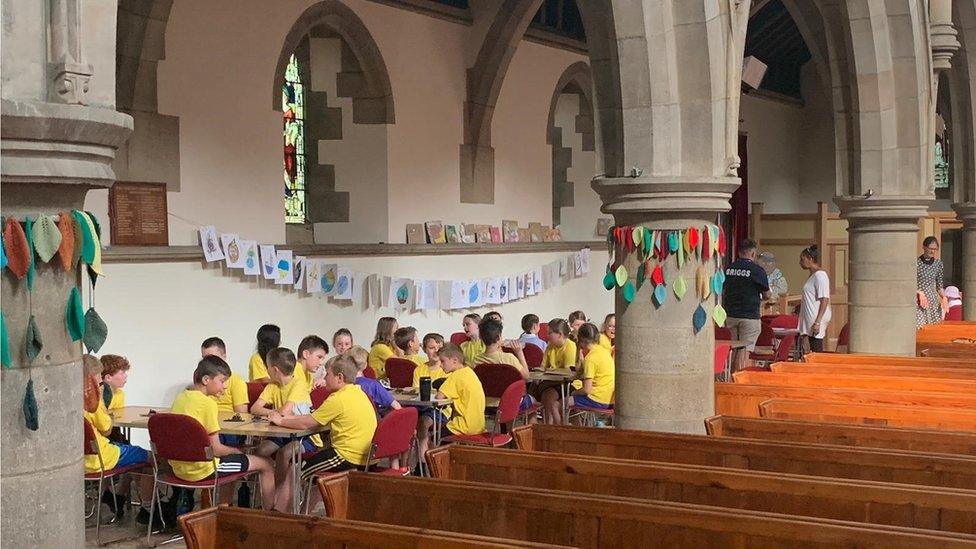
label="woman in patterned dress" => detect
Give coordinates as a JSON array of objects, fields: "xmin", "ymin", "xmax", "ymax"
[{"xmin": 916, "ymin": 236, "xmax": 946, "ymax": 329}]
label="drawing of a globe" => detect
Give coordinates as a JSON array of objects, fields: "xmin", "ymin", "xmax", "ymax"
[
  {"xmin": 336, "ymin": 275, "xmax": 349, "ymax": 295},
  {"xmin": 396, "ymin": 284, "xmax": 409, "ymax": 305},
  {"xmin": 322, "ymin": 269, "xmax": 336, "ymax": 292},
  {"xmin": 469, "ymin": 281, "xmax": 479, "ymax": 303}
]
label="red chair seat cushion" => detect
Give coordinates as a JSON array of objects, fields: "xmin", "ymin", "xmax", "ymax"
[
  {"xmin": 84, "ymin": 462, "xmax": 149, "ymax": 480},
  {"xmin": 368, "ymin": 466, "xmax": 410, "ymax": 476},
  {"xmin": 442, "ymin": 433, "xmax": 513, "ymax": 447},
  {"xmin": 158, "ymin": 470, "xmax": 253, "ymax": 488}
]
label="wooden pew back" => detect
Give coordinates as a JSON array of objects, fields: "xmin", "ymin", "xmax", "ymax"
[
  {"xmin": 715, "ymin": 383, "xmax": 976, "ymax": 418},
  {"xmin": 178, "ymin": 505, "xmax": 563, "ymax": 548},
  {"xmin": 770, "ymin": 362, "xmax": 976, "ymax": 379},
  {"xmin": 917, "ymin": 323, "xmax": 976, "ymax": 343},
  {"xmin": 704, "ymin": 415, "xmax": 976, "ymax": 455},
  {"xmin": 511, "ymin": 424, "xmax": 976, "ymax": 489},
  {"xmin": 323, "ymin": 471, "xmax": 976, "ymax": 547},
  {"xmin": 732, "ymin": 370, "xmax": 976, "ymax": 393},
  {"xmin": 918, "ymin": 341, "xmax": 976, "ymax": 358},
  {"xmin": 758, "ymin": 399, "xmax": 976, "ymax": 432},
  {"xmin": 803, "ymin": 353, "xmax": 976, "ymax": 368}
]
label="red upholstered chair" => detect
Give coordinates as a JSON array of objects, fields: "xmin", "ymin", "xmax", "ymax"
[
  {"xmin": 442, "ymin": 381, "xmax": 523, "ymax": 447},
  {"xmin": 947, "ymin": 305, "xmax": 963, "ymax": 321},
  {"xmin": 521, "ymin": 344, "xmax": 544, "ymax": 369},
  {"xmin": 364, "ymin": 406, "xmax": 418, "ymax": 475},
  {"xmin": 713, "ymin": 343, "xmax": 733, "ymax": 382},
  {"xmin": 774, "ymin": 334, "xmax": 796, "ymax": 362},
  {"xmin": 835, "ymin": 323, "xmax": 850, "ymax": 353},
  {"xmin": 538, "ymin": 323, "xmax": 550, "ymax": 342},
  {"xmin": 310, "ymin": 386, "xmax": 333, "ymax": 409},
  {"xmin": 714, "ymin": 327, "xmax": 733, "ymax": 341},
  {"xmin": 146, "ymin": 413, "xmax": 258, "ymax": 542},
  {"xmin": 473, "ymin": 363, "xmax": 524, "ymax": 399},
  {"xmin": 450, "ymin": 332, "xmax": 470, "ymax": 346},
  {"xmin": 749, "ymin": 323, "xmax": 778, "ymax": 363},
  {"xmin": 246, "ymin": 381, "xmax": 266, "ymax": 409},
  {"xmin": 363, "ymin": 366, "xmax": 377, "ymax": 380},
  {"xmin": 84, "ymin": 419, "xmax": 149, "ymax": 545},
  {"xmin": 384, "ymin": 358, "xmax": 416, "ymax": 389},
  {"xmin": 768, "ymin": 315, "xmax": 800, "ymax": 329}
]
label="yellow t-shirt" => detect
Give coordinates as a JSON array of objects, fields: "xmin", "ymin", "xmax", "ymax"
[
  {"xmin": 259, "ymin": 375, "xmax": 322, "ymax": 447},
  {"xmin": 212, "ymin": 372, "xmax": 248, "ymax": 413},
  {"xmin": 368, "ymin": 343, "xmax": 395, "ymax": 380},
  {"xmin": 460, "ymin": 339, "xmax": 486, "ymax": 367},
  {"xmin": 543, "ymin": 339, "xmax": 578, "ymax": 370},
  {"xmin": 249, "ymin": 352, "xmax": 269, "ymax": 381},
  {"xmin": 170, "ymin": 389, "xmax": 221, "ymax": 482},
  {"xmin": 84, "ymin": 401, "xmax": 120, "ymax": 473},
  {"xmin": 107, "ymin": 387, "xmax": 125, "ymax": 411},
  {"xmin": 293, "ymin": 361, "xmax": 311, "ymax": 388},
  {"xmin": 439, "ymin": 366, "xmax": 486, "ymax": 436},
  {"xmin": 404, "ymin": 354, "xmax": 426, "ymax": 368},
  {"xmin": 474, "ymin": 350, "xmax": 524, "ymax": 373},
  {"xmin": 581, "ymin": 345, "xmax": 615, "ymax": 405},
  {"xmin": 310, "ymin": 384, "xmax": 377, "ymax": 465},
  {"xmin": 412, "ymin": 362, "xmax": 448, "ymax": 388},
  {"xmin": 598, "ymin": 333, "xmax": 613, "ymax": 351}
]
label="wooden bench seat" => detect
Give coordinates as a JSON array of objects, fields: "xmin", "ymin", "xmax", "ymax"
[
  {"xmin": 732, "ymin": 370, "xmax": 976, "ymax": 393},
  {"xmin": 705, "ymin": 415, "xmax": 976, "ymax": 455},
  {"xmin": 918, "ymin": 341, "xmax": 976, "ymax": 358},
  {"xmin": 770, "ymin": 362, "xmax": 976, "ymax": 379},
  {"xmin": 715, "ymin": 383, "xmax": 976, "ymax": 417},
  {"xmin": 803, "ymin": 353, "xmax": 976, "ymax": 368},
  {"xmin": 511, "ymin": 424, "xmax": 976, "ymax": 489},
  {"xmin": 917, "ymin": 323, "xmax": 976, "ymax": 343},
  {"xmin": 322, "ymin": 470, "xmax": 976, "ymax": 546},
  {"xmin": 758, "ymin": 399, "xmax": 976, "ymax": 432},
  {"xmin": 178, "ymin": 505, "xmax": 563, "ymax": 548}
]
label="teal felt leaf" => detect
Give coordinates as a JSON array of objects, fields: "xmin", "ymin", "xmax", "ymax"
[
  {"xmin": 23, "ymin": 218, "xmax": 35, "ymax": 291},
  {"xmin": 66, "ymin": 287, "xmax": 85, "ymax": 341},
  {"xmin": 602, "ymin": 268, "xmax": 615, "ymax": 291},
  {"xmin": 622, "ymin": 281, "xmax": 636, "ymax": 303},
  {"xmin": 23, "ymin": 379, "xmax": 38, "ymax": 431},
  {"xmin": 25, "ymin": 314, "xmax": 42, "ymax": 364},
  {"xmin": 653, "ymin": 283, "xmax": 667, "ymax": 307},
  {"xmin": 693, "ymin": 304, "xmax": 707, "ymax": 334},
  {"xmin": 0, "ymin": 311, "xmax": 10, "ymax": 368}
]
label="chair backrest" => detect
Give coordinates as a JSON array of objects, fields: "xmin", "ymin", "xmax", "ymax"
[
  {"xmin": 496, "ymin": 381, "xmax": 525, "ymax": 425},
  {"xmin": 474, "ymin": 363, "xmax": 524, "ymax": 398},
  {"xmin": 368, "ymin": 406, "xmax": 418, "ymax": 462},
  {"xmin": 449, "ymin": 332, "xmax": 469, "ymax": 346},
  {"xmin": 246, "ymin": 381, "xmax": 266, "ymax": 408},
  {"xmin": 947, "ymin": 305, "xmax": 963, "ymax": 321},
  {"xmin": 363, "ymin": 366, "xmax": 377, "ymax": 380},
  {"xmin": 769, "ymin": 315, "xmax": 799, "ymax": 329},
  {"xmin": 774, "ymin": 335, "xmax": 796, "ymax": 362},
  {"xmin": 310, "ymin": 386, "xmax": 333, "ymax": 409},
  {"xmin": 148, "ymin": 413, "xmax": 213, "ymax": 462},
  {"xmin": 537, "ymin": 323, "xmax": 549, "ymax": 342},
  {"xmin": 714, "ymin": 327, "xmax": 733, "ymax": 341},
  {"xmin": 713, "ymin": 343, "xmax": 732, "ymax": 375},
  {"xmin": 521, "ymin": 344, "xmax": 544, "ymax": 369},
  {"xmin": 756, "ymin": 322, "xmax": 775, "ymax": 347},
  {"xmin": 385, "ymin": 358, "xmax": 416, "ymax": 389},
  {"xmin": 83, "ymin": 419, "xmax": 99, "ymax": 456},
  {"xmin": 837, "ymin": 323, "xmax": 850, "ymax": 346}
]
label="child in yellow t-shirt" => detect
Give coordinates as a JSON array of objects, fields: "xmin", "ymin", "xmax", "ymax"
[
  {"xmin": 412, "ymin": 333, "xmax": 447, "ymax": 388},
  {"xmin": 295, "ymin": 335, "xmax": 329, "ymax": 389},
  {"xmin": 250, "ymin": 348, "xmax": 322, "ymax": 458},
  {"xmin": 249, "ymin": 324, "xmax": 280, "ymax": 382},
  {"xmin": 569, "ymin": 323, "xmax": 615, "ymax": 419},
  {"xmin": 171, "ymin": 356, "xmax": 278, "ymax": 510},
  {"xmin": 201, "ymin": 337, "xmax": 249, "ymax": 448},
  {"xmin": 416, "ymin": 344, "xmax": 486, "ymax": 459},
  {"xmin": 394, "ymin": 326, "xmax": 426, "ymax": 368},
  {"xmin": 540, "ymin": 318, "xmax": 578, "ymax": 425},
  {"xmin": 99, "ymin": 354, "xmax": 129, "ymax": 411},
  {"xmin": 368, "ymin": 317, "xmax": 400, "ymax": 380},
  {"xmin": 599, "ymin": 313, "xmax": 615, "ymax": 353},
  {"xmin": 459, "ymin": 313, "xmax": 485, "ymax": 366}
]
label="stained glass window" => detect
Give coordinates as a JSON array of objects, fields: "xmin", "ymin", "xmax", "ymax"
[
  {"xmin": 934, "ymin": 139, "xmax": 950, "ymax": 190},
  {"xmin": 283, "ymin": 54, "xmax": 307, "ymax": 224}
]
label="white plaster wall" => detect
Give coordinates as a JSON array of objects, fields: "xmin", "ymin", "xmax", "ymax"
[
  {"xmin": 91, "ymin": 249, "xmax": 611, "ymax": 445},
  {"xmin": 553, "ymin": 93, "xmax": 601, "ymax": 240}
]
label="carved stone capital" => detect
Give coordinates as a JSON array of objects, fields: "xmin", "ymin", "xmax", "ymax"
[
  {"xmin": 48, "ymin": 60, "xmax": 93, "ymax": 105},
  {"xmin": 930, "ymin": 21, "xmax": 961, "ymax": 74},
  {"xmin": 591, "ymin": 175, "xmax": 740, "ymax": 219},
  {"xmin": 952, "ymin": 202, "xmax": 976, "ymax": 228},
  {"xmin": 835, "ymin": 195, "xmax": 933, "ymax": 233}
]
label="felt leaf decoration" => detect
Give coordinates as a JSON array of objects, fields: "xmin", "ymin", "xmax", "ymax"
[
  {"xmin": 653, "ymin": 283, "xmax": 667, "ymax": 306},
  {"xmin": 23, "ymin": 218, "xmax": 35, "ymax": 291},
  {"xmin": 701, "ymin": 225, "xmax": 711, "ymax": 261},
  {"xmin": 643, "ymin": 227, "xmax": 652, "ymax": 255},
  {"xmin": 636, "ymin": 262, "xmax": 646, "ymax": 291},
  {"xmin": 71, "ymin": 211, "xmax": 83, "ymax": 268},
  {"xmin": 632, "ymin": 227, "xmax": 643, "ymax": 248},
  {"xmin": 1, "ymin": 311, "xmax": 10, "ymax": 369},
  {"xmin": 72, "ymin": 210, "xmax": 95, "ymax": 265},
  {"xmin": 651, "ymin": 264, "xmax": 664, "ymax": 286},
  {"xmin": 25, "ymin": 314, "xmax": 42, "ymax": 364},
  {"xmin": 713, "ymin": 303, "xmax": 728, "ymax": 327},
  {"xmin": 659, "ymin": 231, "xmax": 670, "ymax": 261},
  {"xmin": 0, "ymin": 232, "xmax": 7, "ymax": 270},
  {"xmin": 66, "ymin": 287, "xmax": 85, "ymax": 342},
  {"xmin": 687, "ymin": 227, "xmax": 700, "ymax": 254},
  {"xmin": 622, "ymin": 281, "xmax": 636, "ymax": 303},
  {"xmin": 4, "ymin": 218, "xmax": 29, "ymax": 279},
  {"xmin": 31, "ymin": 214, "xmax": 61, "ymax": 263},
  {"xmin": 85, "ymin": 210, "xmax": 102, "ymax": 241},
  {"xmin": 712, "ymin": 225, "xmax": 720, "ymax": 253},
  {"xmin": 668, "ymin": 230, "xmax": 679, "ymax": 253},
  {"xmin": 101, "ymin": 383, "xmax": 113, "ymax": 409},
  {"xmin": 602, "ymin": 268, "xmax": 615, "ymax": 291},
  {"xmin": 79, "ymin": 212, "xmax": 103, "ymax": 276},
  {"xmin": 673, "ymin": 275, "xmax": 687, "ymax": 299},
  {"xmin": 23, "ymin": 379, "xmax": 39, "ymax": 431},
  {"xmin": 717, "ymin": 226, "xmax": 727, "ymax": 255},
  {"xmin": 693, "ymin": 304, "xmax": 708, "ymax": 334},
  {"xmin": 683, "ymin": 230, "xmax": 692, "ymax": 255},
  {"xmin": 615, "ymin": 265, "xmax": 628, "ymax": 287},
  {"xmin": 711, "ymin": 273, "xmax": 723, "ymax": 295},
  {"xmin": 696, "ymin": 266, "xmax": 711, "ymax": 299},
  {"xmin": 83, "ymin": 308, "xmax": 108, "ymax": 353}
]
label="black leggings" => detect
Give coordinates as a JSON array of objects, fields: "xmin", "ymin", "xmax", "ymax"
[{"xmin": 808, "ymin": 337, "xmax": 824, "ymax": 353}]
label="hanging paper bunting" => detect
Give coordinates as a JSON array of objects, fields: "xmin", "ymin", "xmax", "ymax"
[
  {"xmin": 614, "ymin": 265, "xmax": 628, "ymax": 287},
  {"xmin": 693, "ymin": 304, "xmax": 708, "ymax": 334},
  {"xmin": 602, "ymin": 268, "xmax": 615, "ymax": 291},
  {"xmin": 673, "ymin": 275, "xmax": 687, "ymax": 299},
  {"xmin": 713, "ymin": 303, "xmax": 728, "ymax": 327},
  {"xmin": 622, "ymin": 281, "xmax": 636, "ymax": 303},
  {"xmin": 651, "ymin": 264, "xmax": 664, "ymax": 286},
  {"xmin": 653, "ymin": 283, "xmax": 667, "ymax": 306}
]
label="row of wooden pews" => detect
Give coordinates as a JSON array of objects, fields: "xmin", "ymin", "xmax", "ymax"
[{"xmin": 917, "ymin": 321, "xmax": 976, "ymax": 357}]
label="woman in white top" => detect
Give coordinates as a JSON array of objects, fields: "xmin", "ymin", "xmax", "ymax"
[{"xmin": 798, "ymin": 245, "xmax": 831, "ymax": 353}]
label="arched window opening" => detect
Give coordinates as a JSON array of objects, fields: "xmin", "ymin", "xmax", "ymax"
[{"xmin": 283, "ymin": 53, "xmax": 307, "ymax": 224}]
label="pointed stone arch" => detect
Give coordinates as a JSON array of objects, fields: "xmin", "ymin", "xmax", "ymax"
[{"xmin": 547, "ymin": 61, "xmax": 595, "ymax": 226}]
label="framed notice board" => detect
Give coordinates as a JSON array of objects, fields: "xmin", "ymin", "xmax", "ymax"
[{"xmin": 108, "ymin": 181, "xmax": 169, "ymax": 245}]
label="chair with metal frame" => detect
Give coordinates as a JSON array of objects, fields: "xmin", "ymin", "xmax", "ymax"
[{"xmin": 84, "ymin": 419, "xmax": 150, "ymax": 546}]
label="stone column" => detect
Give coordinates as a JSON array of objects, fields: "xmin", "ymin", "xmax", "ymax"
[
  {"xmin": 1, "ymin": 0, "xmax": 131, "ymax": 546},
  {"xmin": 836, "ymin": 197, "xmax": 932, "ymax": 355},
  {"xmin": 953, "ymin": 203, "xmax": 976, "ymax": 319},
  {"xmin": 593, "ymin": 177, "xmax": 738, "ymax": 433}
]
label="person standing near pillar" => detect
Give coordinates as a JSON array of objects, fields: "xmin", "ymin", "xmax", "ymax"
[
  {"xmin": 722, "ymin": 240, "xmax": 772, "ymax": 371},
  {"xmin": 798, "ymin": 246, "xmax": 832, "ymax": 353},
  {"xmin": 916, "ymin": 236, "xmax": 947, "ymax": 328}
]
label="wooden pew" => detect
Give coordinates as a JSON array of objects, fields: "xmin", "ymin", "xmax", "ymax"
[
  {"xmin": 178, "ymin": 505, "xmax": 562, "ymax": 548},
  {"xmin": 322, "ymin": 471, "xmax": 976, "ymax": 546},
  {"xmin": 732, "ymin": 370, "xmax": 976, "ymax": 393},
  {"xmin": 705, "ymin": 415, "xmax": 976, "ymax": 456},
  {"xmin": 918, "ymin": 341, "xmax": 976, "ymax": 358},
  {"xmin": 917, "ymin": 323, "xmax": 976, "ymax": 343},
  {"xmin": 758, "ymin": 399, "xmax": 976, "ymax": 432},
  {"xmin": 715, "ymin": 383, "xmax": 976, "ymax": 417},
  {"xmin": 770, "ymin": 362, "xmax": 976, "ymax": 379},
  {"xmin": 804, "ymin": 352, "xmax": 976, "ymax": 368},
  {"xmin": 511, "ymin": 424, "xmax": 976, "ymax": 489}
]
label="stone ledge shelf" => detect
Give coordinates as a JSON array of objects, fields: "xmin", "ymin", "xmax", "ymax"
[{"xmin": 103, "ymin": 241, "xmax": 598, "ymax": 263}]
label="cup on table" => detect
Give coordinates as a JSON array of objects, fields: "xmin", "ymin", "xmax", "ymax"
[{"xmin": 419, "ymin": 377, "xmax": 432, "ymax": 401}]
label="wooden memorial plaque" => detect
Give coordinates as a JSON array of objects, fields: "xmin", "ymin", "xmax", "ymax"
[{"xmin": 109, "ymin": 182, "xmax": 169, "ymax": 245}]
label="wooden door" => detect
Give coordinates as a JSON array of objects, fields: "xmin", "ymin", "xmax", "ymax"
[{"xmin": 826, "ymin": 243, "xmax": 849, "ymax": 350}]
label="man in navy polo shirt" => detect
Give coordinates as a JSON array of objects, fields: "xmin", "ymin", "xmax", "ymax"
[{"xmin": 722, "ymin": 239, "xmax": 771, "ymax": 371}]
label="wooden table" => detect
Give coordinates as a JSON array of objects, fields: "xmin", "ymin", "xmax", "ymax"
[
  {"xmin": 391, "ymin": 390, "xmax": 452, "ymax": 446},
  {"xmin": 111, "ymin": 406, "xmax": 325, "ymax": 513},
  {"xmin": 528, "ymin": 368, "xmax": 576, "ymax": 424}
]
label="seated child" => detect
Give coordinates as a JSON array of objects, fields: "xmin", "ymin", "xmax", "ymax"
[
  {"xmin": 518, "ymin": 314, "xmax": 547, "ymax": 352},
  {"xmin": 269, "ymin": 356, "xmax": 378, "ymax": 486},
  {"xmin": 346, "ymin": 345, "xmax": 402, "ymax": 416},
  {"xmin": 321, "ymin": 328, "xmax": 355, "ymax": 383},
  {"xmin": 83, "ymin": 355, "xmax": 154, "ymax": 523},
  {"xmin": 99, "ymin": 354, "xmax": 129, "ymax": 411},
  {"xmin": 459, "ymin": 313, "xmax": 485, "ymax": 366},
  {"xmin": 473, "ymin": 319, "xmax": 535, "ymax": 417},
  {"xmin": 413, "ymin": 333, "xmax": 446, "ymax": 388},
  {"xmin": 368, "ymin": 317, "xmax": 400, "ymax": 380},
  {"xmin": 295, "ymin": 335, "xmax": 329, "ymax": 388},
  {"xmin": 249, "ymin": 324, "xmax": 280, "ymax": 382},
  {"xmin": 394, "ymin": 326, "xmax": 426, "ymax": 368},
  {"xmin": 568, "ymin": 310, "xmax": 588, "ymax": 334},
  {"xmin": 416, "ymin": 344, "xmax": 485, "ymax": 458},
  {"xmin": 201, "ymin": 337, "xmax": 249, "ymax": 447},
  {"xmin": 171, "ymin": 356, "xmax": 278, "ymax": 511},
  {"xmin": 539, "ymin": 318, "xmax": 578, "ymax": 425},
  {"xmin": 250, "ymin": 348, "xmax": 323, "ymax": 455},
  {"xmin": 568, "ymin": 323, "xmax": 615, "ymax": 417},
  {"xmin": 599, "ymin": 314, "xmax": 615, "ymax": 352},
  {"xmin": 483, "ymin": 311, "xmax": 503, "ymax": 324}
]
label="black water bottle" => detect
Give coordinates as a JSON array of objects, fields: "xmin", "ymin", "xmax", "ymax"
[{"xmin": 419, "ymin": 376, "xmax": 432, "ymax": 401}]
